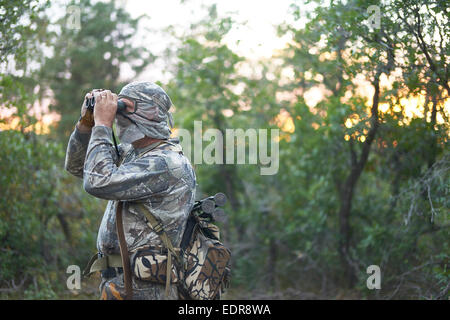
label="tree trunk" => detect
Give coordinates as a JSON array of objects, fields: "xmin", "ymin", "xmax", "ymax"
[
  {"xmin": 338, "ymin": 71, "xmax": 381, "ymax": 287},
  {"xmin": 267, "ymin": 237, "xmax": 278, "ymax": 289},
  {"xmin": 427, "ymin": 93, "xmax": 438, "ymax": 169},
  {"xmin": 213, "ymin": 114, "xmax": 243, "ymax": 244}
]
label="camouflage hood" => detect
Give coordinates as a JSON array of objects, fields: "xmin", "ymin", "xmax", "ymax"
[{"xmin": 116, "ymin": 81, "xmax": 174, "ymax": 143}]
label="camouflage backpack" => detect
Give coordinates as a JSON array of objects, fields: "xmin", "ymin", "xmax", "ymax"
[{"xmin": 132, "ymin": 193, "xmax": 231, "ymax": 300}]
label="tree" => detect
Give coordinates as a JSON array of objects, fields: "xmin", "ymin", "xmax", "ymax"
[
  {"xmin": 278, "ymin": 0, "xmax": 449, "ymax": 294},
  {"xmin": 0, "ymin": 0, "xmax": 50, "ymax": 131}
]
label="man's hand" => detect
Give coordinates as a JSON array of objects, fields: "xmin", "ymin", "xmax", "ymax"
[
  {"xmin": 93, "ymin": 90, "xmax": 118, "ymax": 128},
  {"xmin": 77, "ymin": 91, "xmax": 96, "ymax": 133}
]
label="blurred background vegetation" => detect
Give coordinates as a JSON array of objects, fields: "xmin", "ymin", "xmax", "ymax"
[{"xmin": 0, "ymin": 0, "xmax": 448, "ymax": 299}]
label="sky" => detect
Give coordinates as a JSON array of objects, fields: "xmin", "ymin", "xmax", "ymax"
[
  {"xmin": 119, "ymin": 0, "xmax": 303, "ymax": 82},
  {"xmin": 124, "ymin": 0, "xmax": 296, "ymax": 56}
]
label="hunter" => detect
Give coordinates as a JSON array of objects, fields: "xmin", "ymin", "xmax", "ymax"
[{"xmin": 64, "ymin": 81, "xmax": 196, "ymax": 300}]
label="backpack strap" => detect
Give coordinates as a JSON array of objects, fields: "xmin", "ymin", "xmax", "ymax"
[
  {"xmin": 116, "ymin": 201, "xmax": 133, "ymax": 300},
  {"xmin": 135, "ymin": 203, "xmax": 180, "ymax": 298}
]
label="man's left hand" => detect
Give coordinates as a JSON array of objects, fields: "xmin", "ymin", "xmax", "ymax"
[{"xmin": 93, "ymin": 90, "xmax": 118, "ymax": 128}]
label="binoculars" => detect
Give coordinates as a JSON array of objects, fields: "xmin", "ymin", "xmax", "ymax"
[{"xmin": 85, "ymin": 95, "xmax": 127, "ymax": 112}]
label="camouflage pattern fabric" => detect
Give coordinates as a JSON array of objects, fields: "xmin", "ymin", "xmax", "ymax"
[
  {"xmin": 100, "ymin": 272, "xmax": 179, "ymax": 300},
  {"xmin": 183, "ymin": 222, "xmax": 231, "ymax": 300},
  {"xmin": 131, "ymin": 245, "xmax": 179, "ymax": 284},
  {"xmin": 65, "ymin": 125, "xmax": 196, "ymax": 300},
  {"xmin": 116, "ymin": 81, "xmax": 174, "ymax": 143}
]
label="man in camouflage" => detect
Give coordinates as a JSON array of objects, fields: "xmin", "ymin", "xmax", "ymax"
[{"xmin": 65, "ymin": 82, "xmax": 196, "ymax": 300}]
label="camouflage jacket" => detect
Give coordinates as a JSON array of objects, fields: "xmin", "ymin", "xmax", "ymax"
[{"xmin": 65, "ymin": 125, "xmax": 196, "ymax": 256}]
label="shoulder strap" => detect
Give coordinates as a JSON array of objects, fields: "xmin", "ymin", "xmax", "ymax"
[
  {"xmin": 135, "ymin": 203, "xmax": 179, "ymax": 298},
  {"xmin": 116, "ymin": 201, "xmax": 133, "ymax": 300},
  {"xmin": 135, "ymin": 141, "xmax": 165, "ymax": 160}
]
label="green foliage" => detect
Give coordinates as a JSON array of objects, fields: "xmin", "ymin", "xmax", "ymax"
[
  {"xmin": 272, "ymin": 0, "xmax": 449, "ymax": 298},
  {"xmin": 0, "ymin": 0, "xmax": 50, "ymax": 66},
  {"xmin": 0, "ymin": 0, "xmax": 448, "ymax": 300},
  {"xmin": 0, "ymin": 0, "xmax": 51, "ymax": 132},
  {"xmin": 0, "ymin": 130, "xmax": 103, "ymax": 298},
  {"xmin": 164, "ymin": 1, "xmax": 449, "ymax": 299}
]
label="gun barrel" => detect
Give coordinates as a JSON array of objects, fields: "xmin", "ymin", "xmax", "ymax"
[
  {"xmin": 213, "ymin": 193, "xmax": 227, "ymax": 207},
  {"xmin": 201, "ymin": 199, "xmax": 216, "ymax": 214},
  {"xmin": 212, "ymin": 207, "xmax": 226, "ymax": 222},
  {"xmin": 191, "ymin": 193, "xmax": 227, "ymax": 218}
]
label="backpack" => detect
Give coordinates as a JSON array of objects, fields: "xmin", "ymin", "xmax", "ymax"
[{"xmin": 132, "ymin": 193, "xmax": 231, "ymax": 300}]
